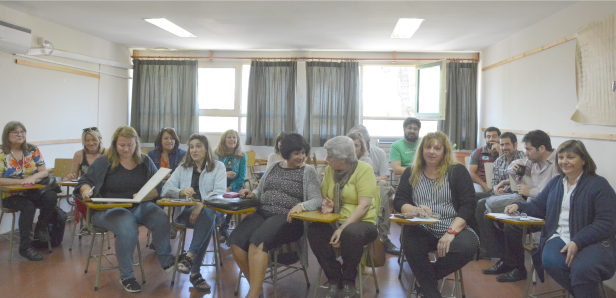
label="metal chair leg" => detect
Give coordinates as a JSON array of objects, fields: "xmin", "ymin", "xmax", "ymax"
[
  {"xmin": 9, "ymin": 212, "xmax": 16, "ymax": 262},
  {"xmin": 213, "ymin": 227, "xmax": 221, "ymax": 286},
  {"xmin": 312, "ymin": 267, "xmax": 323, "ymax": 298},
  {"xmin": 136, "ymin": 240, "xmax": 145, "ymax": 284},
  {"xmin": 171, "ymin": 229, "xmax": 185, "ymax": 285},
  {"xmin": 234, "ymin": 270, "xmax": 242, "ymax": 296},
  {"xmin": 84, "ymin": 230, "xmax": 97, "ymax": 273},
  {"xmin": 94, "ymin": 232, "xmax": 105, "ymax": 291},
  {"xmin": 69, "ymin": 212, "xmax": 80, "ymax": 251}
]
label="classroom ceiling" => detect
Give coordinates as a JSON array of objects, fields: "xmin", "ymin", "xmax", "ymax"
[{"xmin": 0, "ymin": 1, "xmax": 576, "ymax": 52}]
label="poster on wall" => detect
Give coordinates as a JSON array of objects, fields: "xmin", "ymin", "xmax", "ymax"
[{"xmin": 572, "ymin": 13, "xmax": 616, "ymax": 126}]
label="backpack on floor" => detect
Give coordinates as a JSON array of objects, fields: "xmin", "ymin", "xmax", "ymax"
[{"xmin": 32, "ymin": 206, "xmax": 67, "ymax": 248}]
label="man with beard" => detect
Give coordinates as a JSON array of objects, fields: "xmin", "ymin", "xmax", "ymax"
[
  {"xmin": 390, "ymin": 117, "xmax": 421, "ymax": 176},
  {"xmin": 469, "ymin": 127, "xmax": 502, "ymax": 193},
  {"xmin": 475, "ymin": 132, "xmax": 526, "ymax": 259}
]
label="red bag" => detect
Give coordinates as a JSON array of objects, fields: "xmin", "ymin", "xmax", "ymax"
[{"xmin": 223, "ymin": 192, "xmax": 240, "ymax": 198}]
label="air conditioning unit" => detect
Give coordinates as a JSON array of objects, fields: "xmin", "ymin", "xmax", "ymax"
[{"xmin": 0, "ymin": 20, "xmax": 31, "ymax": 54}]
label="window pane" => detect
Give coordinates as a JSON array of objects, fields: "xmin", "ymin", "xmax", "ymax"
[
  {"xmin": 198, "ymin": 68, "xmax": 235, "ymax": 110},
  {"xmin": 363, "ymin": 119, "xmax": 437, "ymax": 138},
  {"xmin": 417, "ymin": 65, "xmax": 441, "ymax": 114},
  {"xmin": 241, "ymin": 65, "xmax": 250, "ymax": 114},
  {"xmin": 240, "ymin": 117, "xmax": 246, "ymax": 134},
  {"xmin": 199, "ymin": 116, "xmax": 238, "ymax": 133},
  {"xmin": 362, "ymin": 66, "xmax": 416, "ymax": 117}
]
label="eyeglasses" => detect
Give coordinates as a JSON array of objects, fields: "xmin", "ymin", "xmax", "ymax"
[
  {"xmin": 9, "ymin": 131, "xmax": 26, "ymax": 136},
  {"xmin": 83, "ymin": 127, "xmax": 99, "ymax": 132},
  {"xmin": 161, "ymin": 127, "xmax": 176, "ymax": 132}
]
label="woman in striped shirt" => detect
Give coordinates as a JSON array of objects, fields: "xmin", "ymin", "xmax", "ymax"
[{"xmin": 393, "ymin": 131, "xmax": 479, "ymax": 298}]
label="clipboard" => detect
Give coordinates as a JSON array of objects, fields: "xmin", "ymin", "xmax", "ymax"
[{"xmin": 91, "ymin": 167, "xmax": 171, "ymax": 203}]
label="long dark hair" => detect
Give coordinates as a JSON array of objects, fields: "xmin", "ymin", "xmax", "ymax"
[
  {"xmin": 182, "ymin": 134, "xmax": 216, "ymax": 173},
  {"xmin": 154, "ymin": 128, "xmax": 180, "ymax": 152}
]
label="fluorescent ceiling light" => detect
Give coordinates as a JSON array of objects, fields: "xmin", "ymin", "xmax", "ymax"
[
  {"xmin": 391, "ymin": 18, "xmax": 424, "ymax": 39},
  {"xmin": 144, "ymin": 18, "xmax": 196, "ymax": 38}
]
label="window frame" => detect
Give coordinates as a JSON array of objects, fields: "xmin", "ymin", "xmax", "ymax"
[
  {"xmin": 197, "ymin": 62, "xmax": 250, "ymax": 134},
  {"xmin": 415, "ymin": 59, "xmax": 447, "ymax": 119}
]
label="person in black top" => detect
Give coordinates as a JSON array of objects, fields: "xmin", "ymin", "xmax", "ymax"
[
  {"xmin": 74, "ymin": 126, "xmax": 175, "ymax": 293},
  {"xmin": 393, "ymin": 132, "xmax": 478, "ymax": 298}
]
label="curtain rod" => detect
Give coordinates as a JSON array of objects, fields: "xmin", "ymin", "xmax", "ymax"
[{"xmin": 130, "ymin": 55, "xmax": 478, "ymax": 63}]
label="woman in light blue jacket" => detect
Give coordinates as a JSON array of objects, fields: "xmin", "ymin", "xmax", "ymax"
[{"xmin": 161, "ymin": 134, "xmax": 226, "ymax": 291}]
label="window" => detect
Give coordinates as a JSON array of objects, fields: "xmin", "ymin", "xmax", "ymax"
[
  {"xmin": 197, "ymin": 64, "xmax": 250, "ymax": 134},
  {"xmin": 361, "ymin": 64, "xmax": 444, "ymax": 138}
]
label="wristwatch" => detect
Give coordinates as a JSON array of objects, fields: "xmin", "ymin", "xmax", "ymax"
[{"xmin": 446, "ymin": 228, "xmax": 458, "ymax": 236}]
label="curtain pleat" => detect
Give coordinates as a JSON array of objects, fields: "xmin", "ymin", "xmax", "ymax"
[
  {"xmin": 245, "ymin": 61, "xmax": 297, "ymax": 146},
  {"xmin": 131, "ymin": 59, "xmax": 198, "ymax": 143},
  {"xmin": 438, "ymin": 62, "xmax": 478, "ymax": 150},
  {"xmin": 304, "ymin": 61, "xmax": 359, "ymax": 147}
]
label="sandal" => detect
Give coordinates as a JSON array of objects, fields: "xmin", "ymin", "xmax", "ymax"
[
  {"xmin": 190, "ymin": 273, "xmax": 211, "ymax": 291},
  {"xmin": 176, "ymin": 253, "xmax": 194, "ymax": 274}
]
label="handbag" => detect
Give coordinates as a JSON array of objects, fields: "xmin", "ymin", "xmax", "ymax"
[
  {"xmin": 38, "ymin": 174, "xmax": 61, "ymax": 195},
  {"xmin": 204, "ymin": 197, "xmax": 258, "ymax": 211},
  {"xmin": 368, "ymin": 237, "xmax": 387, "ymax": 267}
]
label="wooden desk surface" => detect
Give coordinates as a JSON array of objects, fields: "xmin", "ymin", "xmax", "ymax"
[
  {"xmin": 390, "ymin": 216, "xmax": 438, "ymax": 225},
  {"xmin": 85, "ymin": 201, "xmax": 133, "ymax": 210},
  {"xmin": 0, "ymin": 184, "xmax": 45, "ymax": 191},
  {"xmin": 206, "ymin": 206, "xmax": 256, "ymax": 214},
  {"xmin": 486, "ymin": 214, "xmax": 545, "ymax": 226},
  {"xmin": 58, "ymin": 180, "xmax": 78, "ymax": 187},
  {"xmin": 156, "ymin": 198, "xmax": 198, "ymax": 206},
  {"xmin": 291, "ymin": 210, "xmax": 341, "ymax": 223}
]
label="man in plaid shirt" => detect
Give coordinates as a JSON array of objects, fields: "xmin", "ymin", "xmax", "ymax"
[{"xmin": 475, "ymin": 132, "xmax": 526, "ymax": 259}]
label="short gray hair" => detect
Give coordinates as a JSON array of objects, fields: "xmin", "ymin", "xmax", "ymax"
[{"xmin": 324, "ymin": 136, "xmax": 357, "ymax": 164}]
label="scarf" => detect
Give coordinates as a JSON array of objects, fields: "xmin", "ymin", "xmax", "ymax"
[{"xmin": 333, "ymin": 161, "xmax": 358, "ymax": 215}]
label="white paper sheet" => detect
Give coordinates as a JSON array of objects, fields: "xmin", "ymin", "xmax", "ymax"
[
  {"xmin": 91, "ymin": 167, "xmax": 172, "ymax": 203},
  {"xmin": 486, "ymin": 213, "xmax": 542, "ymax": 221},
  {"xmin": 389, "ymin": 215, "xmax": 439, "ymax": 222}
]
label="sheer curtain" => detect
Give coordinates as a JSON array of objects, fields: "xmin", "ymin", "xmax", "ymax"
[
  {"xmin": 131, "ymin": 59, "xmax": 198, "ymax": 143},
  {"xmin": 304, "ymin": 61, "xmax": 360, "ymax": 147},
  {"xmin": 438, "ymin": 61, "xmax": 478, "ymax": 150},
  {"xmin": 245, "ymin": 61, "xmax": 297, "ymax": 146}
]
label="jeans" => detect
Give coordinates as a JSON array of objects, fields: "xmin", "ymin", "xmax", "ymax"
[
  {"xmin": 543, "ymin": 237, "xmax": 615, "ymax": 298},
  {"xmin": 377, "ymin": 180, "xmax": 393, "ymax": 240},
  {"xmin": 175, "ymin": 206, "xmax": 224, "ymax": 274},
  {"xmin": 2, "ymin": 189, "xmax": 58, "ymax": 251},
  {"xmin": 91, "ymin": 201, "xmax": 174, "ymax": 279}
]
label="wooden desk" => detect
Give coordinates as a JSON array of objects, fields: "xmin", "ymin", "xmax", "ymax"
[
  {"xmin": 390, "ymin": 216, "xmax": 438, "ymax": 226},
  {"xmin": 486, "ymin": 213, "xmax": 548, "ymax": 298},
  {"xmin": 57, "ymin": 180, "xmax": 78, "ymax": 187},
  {"xmin": 156, "ymin": 198, "xmax": 198, "ymax": 207},
  {"xmin": 0, "ymin": 184, "xmax": 45, "ymax": 192},
  {"xmin": 290, "ymin": 210, "xmax": 340, "ymax": 223},
  {"xmin": 206, "ymin": 206, "xmax": 256, "ymax": 215},
  {"xmin": 84, "ymin": 201, "xmax": 133, "ymax": 210}
]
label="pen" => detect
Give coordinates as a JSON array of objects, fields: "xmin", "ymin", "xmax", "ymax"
[{"xmin": 87, "ymin": 186, "xmax": 95, "ymax": 197}]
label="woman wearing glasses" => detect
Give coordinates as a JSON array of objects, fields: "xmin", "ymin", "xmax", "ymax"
[
  {"xmin": 67, "ymin": 127, "xmax": 106, "ymax": 180},
  {"xmin": 148, "ymin": 128, "xmax": 187, "ymax": 178},
  {"xmin": 0, "ymin": 121, "xmax": 58, "ymax": 261}
]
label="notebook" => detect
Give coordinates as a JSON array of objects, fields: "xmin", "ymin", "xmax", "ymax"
[{"xmin": 91, "ymin": 167, "xmax": 171, "ymax": 203}]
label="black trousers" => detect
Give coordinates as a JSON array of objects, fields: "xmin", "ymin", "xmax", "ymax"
[
  {"xmin": 502, "ymin": 223, "xmax": 542, "ymax": 270},
  {"xmin": 402, "ymin": 225, "xmax": 479, "ymax": 298},
  {"xmin": 2, "ymin": 190, "xmax": 58, "ymax": 251},
  {"xmin": 307, "ymin": 221, "xmax": 377, "ymax": 286},
  {"xmin": 475, "ymin": 196, "xmax": 505, "ymax": 258}
]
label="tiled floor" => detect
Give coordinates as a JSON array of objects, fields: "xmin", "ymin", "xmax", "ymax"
[{"xmin": 0, "ymin": 216, "xmax": 614, "ymax": 298}]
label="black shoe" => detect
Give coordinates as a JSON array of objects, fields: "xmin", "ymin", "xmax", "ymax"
[
  {"xmin": 482, "ymin": 260, "xmax": 513, "ymax": 275},
  {"xmin": 324, "ymin": 282, "xmax": 340, "ymax": 298},
  {"xmin": 340, "ymin": 282, "xmax": 357, "ymax": 298},
  {"xmin": 382, "ymin": 238, "xmax": 401, "ymax": 256},
  {"xmin": 120, "ymin": 277, "xmax": 142, "ymax": 293},
  {"xmin": 19, "ymin": 248, "xmax": 43, "ymax": 261},
  {"xmin": 218, "ymin": 228, "xmax": 229, "ymax": 244},
  {"xmin": 34, "ymin": 228, "xmax": 51, "ymax": 242},
  {"xmin": 497, "ymin": 268, "xmax": 527, "ymax": 282}
]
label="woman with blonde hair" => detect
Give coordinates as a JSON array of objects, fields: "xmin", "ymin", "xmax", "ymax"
[
  {"xmin": 214, "ymin": 129, "xmax": 247, "ymax": 241},
  {"xmin": 67, "ymin": 127, "xmax": 106, "ymax": 180},
  {"xmin": 74, "ymin": 126, "xmax": 175, "ymax": 293},
  {"xmin": 393, "ymin": 131, "xmax": 478, "ymax": 298}
]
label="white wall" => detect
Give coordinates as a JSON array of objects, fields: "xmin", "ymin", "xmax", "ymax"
[
  {"xmin": 480, "ymin": 2, "xmax": 616, "ymax": 186},
  {"xmin": 0, "ymin": 5, "xmax": 131, "ymax": 234}
]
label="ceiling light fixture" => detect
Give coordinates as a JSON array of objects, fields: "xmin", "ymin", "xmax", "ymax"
[
  {"xmin": 391, "ymin": 18, "xmax": 424, "ymax": 39},
  {"xmin": 144, "ymin": 18, "xmax": 196, "ymax": 38}
]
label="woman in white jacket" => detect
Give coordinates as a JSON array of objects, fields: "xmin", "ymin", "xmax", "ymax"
[{"xmin": 161, "ymin": 134, "xmax": 226, "ymax": 291}]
